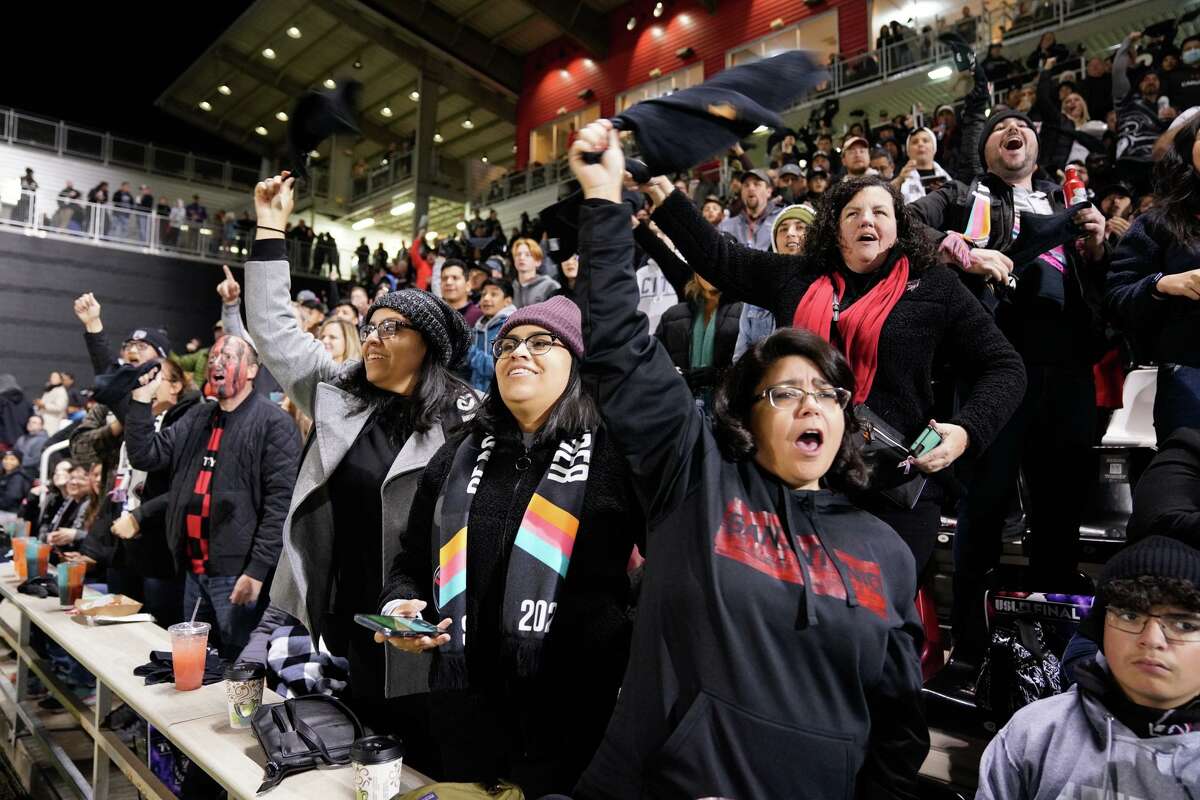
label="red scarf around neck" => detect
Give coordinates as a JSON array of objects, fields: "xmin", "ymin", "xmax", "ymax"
[{"xmin": 791, "ymin": 256, "xmax": 910, "ymax": 404}]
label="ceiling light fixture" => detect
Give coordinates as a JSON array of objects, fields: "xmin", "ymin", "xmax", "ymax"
[
  {"xmin": 352, "ymin": 217, "xmax": 375, "ymax": 231},
  {"xmin": 583, "ymin": 58, "xmax": 595, "ymax": 68},
  {"xmin": 262, "ymin": 47, "xmax": 276, "ymax": 59},
  {"xmin": 433, "ymin": 132, "xmax": 444, "ymax": 143},
  {"xmin": 275, "ymin": 111, "xmax": 288, "ymax": 122},
  {"xmin": 559, "ymin": 68, "xmax": 569, "ymax": 78},
  {"xmin": 286, "ymin": 26, "xmax": 302, "ymax": 39},
  {"xmin": 927, "ymin": 65, "xmax": 953, "ymax": 80},
  {"xmin": 653, "ymin": 2, "xmax": 663, "ymax": 17},
  {"xmin": 254, "ymin": 126, "xmax": 268, "ymax": 136},
  {"xmin": 390, "ymin": 201, "xmax": 415, "ymax": 216},
  {"xmin": 353, "ymin": 58, "xmax": 363, "ymax": 69},
  {"xmin": 381, "ymin": 106, "xmax": 393, "ymax": 117},
  {"xmin": 218, "ymin": 84, "xmax": 232, "ymax": 96},
  {"xmin": 462, "ymin": 116, "xmax": 474, "ymax": 130},
  {"xmin": 456, "ymin": 221, "xmax": 467, "ymax": 231},
  {"xmin": 198, "ymin": 101, "xmax": 212, "ymax": 111},
  {"xmin": 409, "ymin": 90, "xmax": 420, "ymax": 101},
  {"xmin": 310, "ymin": 150, "xmax": 321, "ymax": 158},
  {"xmin": 323, "ymin": 78, "xmax": 336, "ymax": 89},
  {"xmin": 481, "ymin": 156, "xmax": 488, "ymax": 163},
  {"xmin": 627, "ymin": 16, "xmax": 636, "ymax": 30}
]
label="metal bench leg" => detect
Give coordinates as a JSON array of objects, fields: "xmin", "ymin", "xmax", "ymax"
[{"xmin": 92, "ymin": 682, "xmax": 112, "ymax": 800}]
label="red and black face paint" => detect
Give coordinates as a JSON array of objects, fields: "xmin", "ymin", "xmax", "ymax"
[{"xmin": 206, "ymin": 335, "xmax": 253, "ymax": 399}]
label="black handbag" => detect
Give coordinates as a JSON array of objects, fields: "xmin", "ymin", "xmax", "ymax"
[
  {"xmin": 854, "ymin": 405, "xmax": 927, "ymax": 510},
  {"xmin": 251, "ymin": 694, "xmax": 364, "ymax": 793}
]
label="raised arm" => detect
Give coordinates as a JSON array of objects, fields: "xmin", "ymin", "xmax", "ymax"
[
  {"xmin": 244, "ymin": 174, "xmax": 344, "ymax": 419},
  {"xmin": 1113, "ymin": 34, "xmax": 1137, "ymax": 108},
  {"xmin": 572, "ymin": 122, "xmax": 709, "ymax": 520},
  {"xmin": 633, "ymin": 221, "xmax": 692, "ymax": 298},
  {"xmin": 216, "ymin": 265, "xmax": 252, "ymax": 343},
  {"xmin": 644, "ymin": 179, "xmax": 796, "ymax": 316},
  {"xmin": 73, "ymin": 293, "xmax": 114, "ymax": 375}
]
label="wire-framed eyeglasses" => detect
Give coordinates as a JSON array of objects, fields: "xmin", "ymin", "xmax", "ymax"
[{"xmin": 754, "ymin": 385, "xmax": 851, "ymax": 411}]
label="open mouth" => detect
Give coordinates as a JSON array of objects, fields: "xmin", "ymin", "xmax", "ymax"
[
  {"xmin": 508, "ymin": 366, "xmax": 538, "ymax": 377},
  {"xmin": 857, "ymin": 231, "xmax": 878, "ymax": 243},
  {"xmin": 1003, "ymin": 135, "xmax": 1024, "ymax": 151},
  {"xmin": 365, "ymin": 350, "xmax": 386, "ymax": 363},
  {"xmin": 795, "ymin": 429, "xmax": 824, "ymax": 454}
]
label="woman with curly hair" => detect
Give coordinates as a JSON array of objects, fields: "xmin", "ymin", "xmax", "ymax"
[
  {"xmin": 640, "ymin": 171, "xmax": 1025, "ymax": 572},
  {"xmin": 568, "ymin": 122, "xmax": 929, "ymax": 799},
  {"xmin": 1106, "ymin": 112, "xmax": 1200, "ymax": 442}
]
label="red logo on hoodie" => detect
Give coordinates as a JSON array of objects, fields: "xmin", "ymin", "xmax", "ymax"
[{"xmin": 714, "ymin": 499, "xmax": 888, "ymax": 619}]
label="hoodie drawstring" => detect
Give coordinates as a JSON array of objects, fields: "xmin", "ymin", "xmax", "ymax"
[
  {"xmin": 780, "ymin": 493, "xmax": 819, "ymax": 628},
  {"xmin": 1101, "ymin": 714, "xmax": 1115, "ymax": 799},
  {"xmin": 797, "ymin": 494, "xmax": 860, "ymax": 611},
  {"xmin": 782, "ymin": 492, "xmax": 861, "ymax": 629}
]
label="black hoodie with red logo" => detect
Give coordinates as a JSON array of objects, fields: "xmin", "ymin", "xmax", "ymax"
[{"xmin": 574, "ymin": 199, "xmax": 927, "ymax": 800}]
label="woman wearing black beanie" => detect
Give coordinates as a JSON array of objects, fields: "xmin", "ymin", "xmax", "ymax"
[{"xmin": 244, "ymin": 173, "xmax": 477, "ymax": 758}]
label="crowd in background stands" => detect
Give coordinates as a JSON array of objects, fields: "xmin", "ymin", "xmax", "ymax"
[{"xmin": 5, "ymin": 17, "xmax": 1200, "ymax": 799}]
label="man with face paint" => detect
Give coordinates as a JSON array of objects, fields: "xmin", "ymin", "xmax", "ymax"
[{"xmin": 124, "ymin": 333, "xmax": 301, "ymax": 659}]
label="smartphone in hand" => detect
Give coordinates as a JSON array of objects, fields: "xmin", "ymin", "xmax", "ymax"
[
  {"xmin": 353, "ymin": 613, "xmax": 444, "ymax": 638},
  {"xmin": 910, "ymin": 425, "xmax": 943, "ymax": 458}
]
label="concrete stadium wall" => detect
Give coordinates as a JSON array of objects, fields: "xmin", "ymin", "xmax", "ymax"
[{"xmin": 0, "ymin": 229, "xmax": 329, "ymax": 393}]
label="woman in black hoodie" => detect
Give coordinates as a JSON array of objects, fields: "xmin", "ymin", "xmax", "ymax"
[
  {"xmin": 379, "ymin": 295, "xmax": 643, "ymax": 796},
  {"xmin": 568, "ymin": 121, "xmax": 927, "ymax": 800}
]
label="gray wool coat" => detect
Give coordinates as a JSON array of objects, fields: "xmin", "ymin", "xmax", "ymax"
[{"xmin": 245, "ymin": 256, "xmax": 470, "ymax": 698}]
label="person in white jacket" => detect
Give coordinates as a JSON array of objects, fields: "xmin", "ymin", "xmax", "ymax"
[
  {"xmin": 36, "ymin": 373, "xmax": 69, "ymax": 434},
  {"xmin": 894, "ymin": 128, "xmax": 952, "ymax": 204}
]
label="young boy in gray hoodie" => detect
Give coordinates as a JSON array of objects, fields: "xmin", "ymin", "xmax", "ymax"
[{"xmin": 977, "ymin": 535, "xmax": 1200, "ymax": 799}]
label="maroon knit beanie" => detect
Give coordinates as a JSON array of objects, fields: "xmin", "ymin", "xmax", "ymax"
[{"xmin": 498, "ymin": 296, "xmax": 584, "ymax": 357}]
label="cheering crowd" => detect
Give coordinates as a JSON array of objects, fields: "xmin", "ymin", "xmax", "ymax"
[{"xmin": 4, "ymin": 22, "xmax": 1200, "ymax": 800}]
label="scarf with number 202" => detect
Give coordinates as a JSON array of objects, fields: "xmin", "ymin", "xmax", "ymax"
[{"xmin": 430, "ymin": 430, "xmax": 592, "ymax": 690}]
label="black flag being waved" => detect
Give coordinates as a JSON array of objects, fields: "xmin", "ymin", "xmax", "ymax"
[{"xmin": 610, "ymin": 50, "xmax": 828, "ymax": 175}]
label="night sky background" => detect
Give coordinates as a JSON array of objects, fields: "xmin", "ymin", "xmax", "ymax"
[{"xmin": 11, "ymin": 6, "xmax": 253, "ymax": 162}]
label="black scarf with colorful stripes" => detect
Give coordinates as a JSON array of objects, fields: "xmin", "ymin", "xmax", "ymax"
[{"xmin": 430, "ymin": 430, "xmax": 593, "ymax": 690}]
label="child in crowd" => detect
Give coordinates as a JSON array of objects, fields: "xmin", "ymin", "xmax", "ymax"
[{"xmin": 976, "ymin": 535, "xmax": 1200, "ymax": 799}]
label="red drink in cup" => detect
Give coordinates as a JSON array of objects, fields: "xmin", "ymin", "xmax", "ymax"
[
  {"xmin": 168, "ymin": 622, "xmax": 210, "ymax": 691},
  {"xmin": 12, "ymin": 538, "xmax": 27, "ymax": 581}
]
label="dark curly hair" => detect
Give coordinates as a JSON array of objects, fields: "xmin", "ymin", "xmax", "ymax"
[
  {"xmin": 1105, "ymin": 576, "xmax": 1200, "ymax": 615},
  {"xmin": 713, "ymin": 328, "xmax": 869, "ymax": 493},
  {"xmin": 1151, "ymin": 112, "xmax": 1200, "ymax": 248},
  {"xmin": 801, "ymin": 175, "xmax": 938, "ymax": 275}
]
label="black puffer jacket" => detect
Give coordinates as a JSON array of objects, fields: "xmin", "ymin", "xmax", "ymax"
[
  {"xmin": 654, "ymin": 298, "xmax": 743, "ymax": 393},
  {"xmin": 124, "ymin": 392, "xmax": 300, "ymax": 580}
]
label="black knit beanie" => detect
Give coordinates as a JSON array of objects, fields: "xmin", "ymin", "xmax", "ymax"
[
  {"xmin": 365, "ymin": 290, "xmax": 470, "ymax": 368},
  {"xmin": 1078, "ymin": 536, "xmax": 1200, "ymax": 645},
  {"xmin": 978, "ymin": 109, "xmax": 1036, "ymax": 168}
]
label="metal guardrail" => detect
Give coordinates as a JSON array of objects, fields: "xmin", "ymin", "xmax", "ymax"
[
  {"xmin": 0, "ymin": 189, "xmax": 356, "ymax": 278},
  {"xmin": 0, "ymin": 107, "xmax": 261, "ymax": 192},
  {"xmin": 472, "ymin": 0, "xmax": 1144, "ymax": 207}
]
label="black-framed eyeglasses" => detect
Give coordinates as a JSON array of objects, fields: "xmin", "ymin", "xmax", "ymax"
[
  {"xmin": 359, "ymin": 319, "xmax": 416, "ymax": 343},
  {"xmin": 492, "ymin": 333, "xmax": 564, "ymax": 360},
  {"xmin": 754, "ymin": 385, "xmax": 851, "ymax": 411},
  {"xmin": 1106, "ymin": 607, "xmax": 1200, "ymax": 643}
]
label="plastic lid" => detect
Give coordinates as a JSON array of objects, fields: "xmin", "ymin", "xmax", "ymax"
[
  {"xmin": 224, "ymin": 661, "xmax": 265, "ymax": 681},
  {"xmin": 350, "ymin": 735, "xmax": 406, "ymax": 765}
]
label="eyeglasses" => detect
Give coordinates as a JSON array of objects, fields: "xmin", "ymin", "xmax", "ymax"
[
  {"xmin": 492, "ymin": 334, "xmax": 563, "ymax": 360},
  {"xmin": 122, "ymin": 340, "xmax": 154, "ymax": 353},
  {"xmin": 754, "ymin": 385, "xmax": 851, "ymax": 411},
  {"xmin": 359, "ymin": 319, "xmax": 416, "ymax": 342},
  {"xmin": 1106, "ymin": 607, "xmax": 1200, "ymax": 643}
]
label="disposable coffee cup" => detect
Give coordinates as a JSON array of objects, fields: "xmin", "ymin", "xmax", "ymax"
[
  {"xmin": 224, "ymin": 661, "xmax": 266, "ymax": 729},
  {"xmin": 350, "ymin": 735, "xmax": 405, "ymax": 800}
]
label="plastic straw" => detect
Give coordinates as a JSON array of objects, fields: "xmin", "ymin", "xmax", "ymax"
[{"xmin": 189, "ymin": 597, "xmax": 201, "ymax": 626}]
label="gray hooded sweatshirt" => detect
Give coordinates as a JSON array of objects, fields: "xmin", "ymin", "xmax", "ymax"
[
  {"xmin": 512, "ymin": 273, "xmax": 560, "ymax": 308},
  {"xmin": 976, "ymin": 657, "xmax": 1200, "ymax": 799}
]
